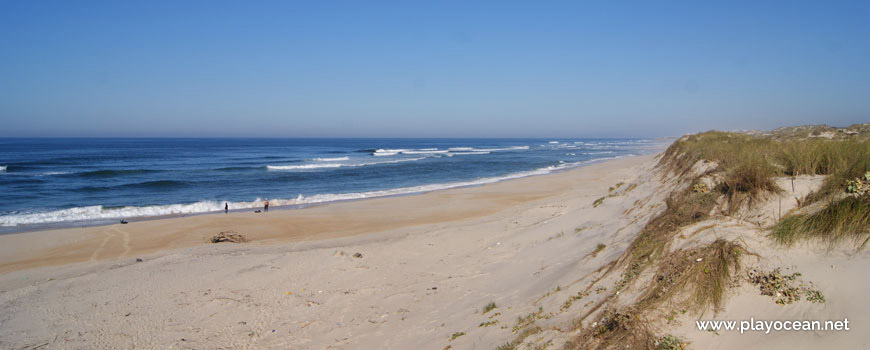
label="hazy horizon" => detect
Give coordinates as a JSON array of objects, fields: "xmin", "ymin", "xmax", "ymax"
[{"xmin": 1, "ymin": 1, "xmax": 868, "ymax": 138}]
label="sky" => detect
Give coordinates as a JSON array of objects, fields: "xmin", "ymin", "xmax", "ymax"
[{"xmin": 0, "ymin": 1, "xmax": 868, "ymax": 138}]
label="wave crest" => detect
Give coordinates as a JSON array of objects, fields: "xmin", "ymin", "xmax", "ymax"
[
  {"xmin": 311, "ymin": 156, "xmax": 350, "ymax": 161},
  {"xmin": 267, "ymin": 157, "xmax": 425, "ymax": 171}
]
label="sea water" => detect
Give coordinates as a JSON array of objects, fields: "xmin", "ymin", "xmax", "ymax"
[{"xmin": 0, "ymin": 138, "xmax": 667, "ymax": 231}]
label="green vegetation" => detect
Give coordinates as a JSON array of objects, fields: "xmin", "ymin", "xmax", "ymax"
[
  {"xmin": 638, "ymin": 239, "xmax": 744, "ymax": 314},
  {"xmin": 449, "ymin": 332, "xmax": 465, "ymax": 341},
  {"xmin": 482, "ymin": 301, "xmax": 497, "ymax": 314},
  {"xmin": 564, "ymin": 309, "xmax": 656, "ymax": 350},
  {"xmin": 593, "ymin": 196, "xmax": 606, "ymax": 208},
  {"xmin": 591, "ymin": 243, "xmax": 606, "ymax": 257},
  {"xmin": 561, "ymin": 291, "xmax": 588, "ymax": 311},
  {"xmin": 512, "ymin": 307, "xmax": 544, "ymax": 333},
  {"xmin": 496, "ymin": 325, "xmax": 542, "ymax": 350},
  {"xmin": 806, "ymin": 289, "xmax": 826, "ymax": 303},
  {"xmin": 772, "ymin": 196, "xmax": 870, "ymax": 247},
  {"xmin": 656, "ymin": 335, "xmax": 687, "ymax": 350},
  {"xmin": 662, "ymin": 130, "xmax": 869, "ymax": 205},
  {"xmin": 479, "ymin": 320, "xmax": 499, "ymax": 327},
  {"xmin": 662, "ymin": 128, "xmax": 869, "ymax": 246},
  {"xmin": 560, "ymin": 126, "xmax": 863, "ymax": 349},
  {"xmin": 619, "ymin": 187, "xmax": 718, "ymax": 290},
  {"xmin": 748, "ymin": 267, "xmax": 826, "ymax": 305}
]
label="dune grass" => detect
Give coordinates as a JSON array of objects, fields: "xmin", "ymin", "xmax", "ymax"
[
  {"xmin": 593, "ymin": 196, "xmax": 606, "ymax": 208},
  {"xmin": 663, "ymin": 130, "xmax": 869, "ymax": 205},
  {"xmin": 566, "ymin": 240, "xmax": 743, "ymax": 350},
  {"xmin": 637, "ymin": 239, "xmax": 744, "ymax": 315},
  {"xmin": 564, "ymin": 308, "xmax": 656, "ymax": 350},
  {"xmin": 619, "ymin": 187, "xmax": 718, "ymax": 287},
  {"xmin": 661, "ymin": 128, "xmax": 869, "ymax": 246},
  {"xmin": 482, "ymin": 301, "xmax": 497, "ymax": 314},
  {"xmin": 772, "ymin": 196, "xmax": 870, "ymax": 247}
]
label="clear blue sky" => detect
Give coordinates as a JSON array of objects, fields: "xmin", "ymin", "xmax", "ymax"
[{"xmin": 0, "ymin": 1, "xmax": 867, "ymax": 138}]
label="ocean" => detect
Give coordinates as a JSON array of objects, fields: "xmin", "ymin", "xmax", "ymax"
[{"xmin": 0, "ymin": 138, "xmax": 666, "ymax": 232}]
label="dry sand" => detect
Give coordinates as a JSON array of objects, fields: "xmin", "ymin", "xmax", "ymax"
[{"xmin": 0, "ymin": 153, "xmax": 866, "ymax": 349}]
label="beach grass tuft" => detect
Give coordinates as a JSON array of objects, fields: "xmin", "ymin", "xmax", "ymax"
[
  {"xmin": 593, "ymin": 196, "xmax": 606, "ymax": 208},
  {"xmin": 772, "ymin": 196, "xmax": 870, "ymax": 247},
  {"xmin": 482, "ymin": 301, "xmax": 497, "ymax": 314},
  {"xmin": 637, "ymin": 239, "xmax": 744, "ymax": 315}
]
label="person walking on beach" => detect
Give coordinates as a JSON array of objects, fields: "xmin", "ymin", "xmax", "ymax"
[
  {"xmin": 224, "ymin": 202, "xmax": 228, "ymax": 214},
  {"xmin": 264, "ymin": 198, "xmax": 269, "ymax": 212}
]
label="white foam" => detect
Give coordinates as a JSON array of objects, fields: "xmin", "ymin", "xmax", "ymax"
[
  {"xmin": 373, "ymin": 149, "xmax": 408, "ymax": 156},
  {"xmin": 267, "ymin": 157, "xmax": 425, "ymax": 171},
  {"xmin": 0, "ymin": 155, "xmax": 625, "ymax": 227},
  {"xmin": 401, "ymin": 149, "xmax": 449, "ymax": 154},
  {"xmin": 267, "ymin": 163, "xmax": 345, "ymax": 170},
  {"xmin": 449, "ymin": 151, "xmax": 490, "ymax": 155},
  {"xmin": 473, "ymin": 145, "xmax": 529, "ymax": 152},
  {"xmin": 549, "ymin": 141, "xmax": 559, "ymax": 144},
  {"xmin": 0, "ymin": 165, "xmax": 5, "ymax": 172},
  {"xmin": 311, "ymin": 156, "xmax": 349, "ymax": 162},
  {"xmin": 375, "ymin": 146, "xmax": 527, "ymax": 156}
]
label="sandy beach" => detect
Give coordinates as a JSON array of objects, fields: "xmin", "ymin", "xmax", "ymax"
[
  {"xmin": 0, "ymin": 155, "xmax": 666, "ymax": 349},
  {"xmin": 1, "ymin": 150, "xmax": 867, "ymax": 350}
]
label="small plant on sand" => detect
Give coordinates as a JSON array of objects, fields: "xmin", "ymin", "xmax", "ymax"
[
  {"xmin": 593, "ymin": 196, "xmax": 606, "ymax": 208},
  {"xmin": 482, "ymin": 301, "xmax": 497, "ymax": 314},
  {"xmin": 498, "ymin": 325, "xmax": 543, "ymax": 350},
  {"xmin": 656, "ymin": 335, "xmax": 687, "ymax": 350},
  {"xmin": 561, "ymin": 291, "xmax": 588, "ymax": 311},
  {"xmin": 609, "ymin": 182, "xmax": 624, "ymax": 193},
  {"xmin": 513, "ymin": 307, "xmax": 544, "ymax": 333},
  {"xmin": 592, "ymin": 243, "xmax": 606, "ymax": 257},
  {"xmin": 449, "ymin": 332, "xmax": 465, "ymax": 341},
  {"xmin": 845, "ymin": 171, "xmax": 870, "ymax": 195},
  {"xmin": 747, "ymin": 267, "xmax": 825, "ymax": 305},
  {"xmin": 479, "ymin": 320, "xmax": 499, "ymax": 327},
  {"xmin": 806, "ymin": 289, "xmax": 826, "ymax": 303}
]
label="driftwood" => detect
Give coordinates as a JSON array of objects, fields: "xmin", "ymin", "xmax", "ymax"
[{"xmin": 210, "ymin": 231, "xmax": 247, "ymax": 243}]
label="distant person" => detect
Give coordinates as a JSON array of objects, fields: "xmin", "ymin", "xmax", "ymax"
[
  {"xmin": 264, "ymin": 198, "xmax": 269, "ymax": 212},
  {"xmin": 224, "ymin": 202, "xmax": 228, "ymax": 214}
]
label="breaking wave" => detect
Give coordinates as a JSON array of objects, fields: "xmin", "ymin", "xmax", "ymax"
[
  {"xmin": 311, "ymin": 157, "xmax": 350, "ymax": 161},
  {"xmin": 0, "ymin": 155, "xmax": 624, "ymax": 227},
  {"xmin": 267, "ymin": 157, "xmax": 426, "ymax": 171}
]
